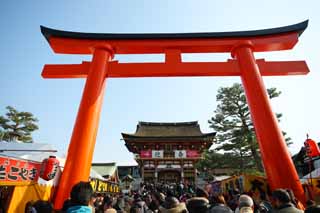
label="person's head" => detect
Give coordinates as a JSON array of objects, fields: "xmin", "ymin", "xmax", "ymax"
[
  {"xmin": 306, "ymin": 199, "xmax": 316, "ymax": 208},
  {"xmin": 152, "ymin": 191, "xmax": 165, "ymax": 206},
  {"xmin": 104, "ymin": 195, "xmax": 113, "ymax": 208},
  {"xmin": 163, "ymin": 196, "xmax": 180, "ymax": 209},
  {"xmin": 70, "ymin": 181, "xmax": 94, "ymax": 206},
  {"xmin": 196, "ymin": 188, "xmax": 209, "ymax": 199},
  {"xmin": 216, "ymin": 194, "xmax": 227, "ymax": 205},
  {"xmin": 160, "ymin": 196, "xmax": 188, "ymax": 213},
  {"xmin": 89, "ymin": 193, "xmax": 97, "ymax": 206},
  {"xmin": 134, "ymin": 193, "xmax": 142, "ymax": 202},
  {"xmin": 238, "ymin": 194, "xmax": 254, "ymax": 208},
  {"xmin": 285, "ymin": 189, "xmax": 297, "ymax": 206},
  {"xmin": 32, "ymin": 200, "xmax": 53, "ymax": 213},
  {"xmin": 236, "ymin": 194, "xmax": 254, "ymax": 213},
  {"xmin": 186, "ymin": 197, "xmax": 209, "ymax": 213},
  {"xmin": 143, "ymin": 194, "xmax": 152, "ymax": 206},
  {"xmin": 24, "ymin": 201, "xmax": 34, "ymax": 213},
  {"xmin": 258, "ymin": 201, "xmax": 272, "ymax": 213},
  {"xmin": 271, "ymin": 189, "xmax": 290, "ymax": 208}
]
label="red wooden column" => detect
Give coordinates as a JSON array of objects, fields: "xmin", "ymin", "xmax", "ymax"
[
  {"xmin": 232, "ymin": 42, "xmax": 305, "ymax": 203},
  {"xmin": 53, "ymin": 46, "xmax": 113, "ymax": 209}
]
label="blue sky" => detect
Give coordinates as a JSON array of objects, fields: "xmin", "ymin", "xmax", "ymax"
[{"xmin": 0, "ymin": 0, "xmax": 319, "ymax": 165}]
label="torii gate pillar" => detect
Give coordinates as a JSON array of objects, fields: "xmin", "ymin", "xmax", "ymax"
[
  {"xmin": 233, "ymin": 43, "xmax": 304, "ymax": 198},
  {"xmin": 53, "ymin": 46, "xmax": 113, "ymax": 208}
]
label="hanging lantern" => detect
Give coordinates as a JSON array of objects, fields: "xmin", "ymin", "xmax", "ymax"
[
  {"xmin": 40, "ymin": 156, "xmax": 60, "ymax": 181},
  {"xmin": 304, "ymin": 138, "xmax": 320, "ymax": 158}
]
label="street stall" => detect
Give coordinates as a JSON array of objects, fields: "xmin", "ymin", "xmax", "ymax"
[
  {"xmin": 0, "ymin": 142, "xmax": 60, "ymax": 213},
  {"xmin": 210, "ymin": 174, "xmax": 268, "ymax": 196},
  {"xmin": 90, "ymin": 178, "xmax": 120, "ymax": 194}
]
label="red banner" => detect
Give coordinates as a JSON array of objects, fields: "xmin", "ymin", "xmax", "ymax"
[
  {"xmin": 187, "ymin": 150, "xmax": 200, "ymax": 158},
  {"xmin": 140, "ymin": 150, "xmax": 152, "ymax": 158},
  {"xmin": 0, "ymin": 156, "xmax": 42, "ymax": 184}
]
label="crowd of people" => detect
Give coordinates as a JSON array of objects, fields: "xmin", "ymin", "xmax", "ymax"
[{"xmin": 25, "ymin": 181, "xmax": 320, "ymax": 213}]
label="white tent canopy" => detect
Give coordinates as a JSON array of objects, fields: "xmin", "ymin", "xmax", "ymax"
[{"xmin": 0, "ymin": 141, "xmax": 59, "ymax": 162}]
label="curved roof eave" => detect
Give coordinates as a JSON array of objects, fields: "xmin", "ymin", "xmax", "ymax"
[
  {"xmin": 121, "ymin": 132, "xmax": 216, "ymax": 140},
  {"xmin": 41, "ymin": 20, "xmax": 308, "ymax": 43}
]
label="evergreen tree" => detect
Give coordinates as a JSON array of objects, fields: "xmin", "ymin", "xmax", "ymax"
[
  {"xmin": 208, "ymin": 83, "xmax": 291, "ymax": 172},
  {"xmin": 0, "ymin": 106, "xmax": 39, "ymax": 143}
]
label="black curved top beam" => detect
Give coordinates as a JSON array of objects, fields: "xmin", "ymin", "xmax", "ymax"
[{"xmin": 41, "ymin": 20, "xmax": 308, "ymax": 43}]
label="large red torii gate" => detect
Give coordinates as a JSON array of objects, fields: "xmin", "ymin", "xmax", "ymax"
[{"xmin": 41, "ymin": 20, "xmax": 309, "ymax": 209}]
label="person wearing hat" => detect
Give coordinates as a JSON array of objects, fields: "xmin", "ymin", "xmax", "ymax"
[
  {"xmin": 159, "ymin": 196, "xmax": 188, "ymax": 213},
  {"xmin": 234, "ymin": 194, "xmax": 254, "ymax": 213}
]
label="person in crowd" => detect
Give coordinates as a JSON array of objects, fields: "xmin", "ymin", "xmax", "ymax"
[
  {"xmin": 103, "ymin": 195, "xmax": 117, "ymax": 213},
  {"xmin": 32, "ymin": 200, "xmax": 53, "ymax": 213},
  {"xmin": 65, "ymin": 181, "xmax": 94, "ymax": 213},
  {"xmin": 271, "ymin": 189, "xmax": 303, "ymax": 213},
  {"xmin": 143, "ymin": 193, "xmax": 153, "ymax": 209},
  {"xmin": 24, "ymin": 201, "xmax": 35, "ymax": 213},
  {"xmin": 234, "ymin": 194, "xmax": 254, "ymax": 213},
  {"xmin": 184, "ymin": 187, "xmax": 209, "ymax": 213},
  {"xmin": 158, "ymin": 196, "xmax": 187, "ymax": 213},
  {"xmin": 130, "ymin": 193, "xmax": 152, "ymax": 213},
  {"xmin": 150, "ymin": 191, "xmax": 165, "ymax": 212},
  {"xmin": 257, "ymin": 192, "xmax": 272, "ymax": 213},
  {"xmin": 285, "ymin": 189, "xmax": 304, "ymax": 211},
  {"xmin": 113, "ymin": 195, "xmax": 125, "ymax": 212},
  {"xmin": 179, "ymin": 193, "xmax": 192, "ymax": 203},
  {"xmin": 305, "ymin": 205, "xmax": 320, "ymax": 213},
  {"xmin": 186, "ymin": 197, "xmax": 209, "ymax": 213},
  {"xmin": 94, "ymin": 193, "xmax": 105, "ymax": 213},
  {"xmin": 226, "ymin": 190, "xmax": 240, "ymax": 211},
  {"xmin": 305, "ymin": 200, "xmax": 316, "ymax": 209},
  {"xmin": 208, "ymin": 194, "xmax": 233, "ymax": 213},
  {"xmin": 89, "ymin": 193, "xmax": 97, "ymax": 213},
  {"xmin": 195, "ymin": 188, "xmax": 209, "ymax": 200},
  {"xmin": 304, "ymin": 200, "xmax": 320, "ymax": 213},
  {"xmin": 124, "ymin": 196, "xmax": 134, "ymax": 213}
]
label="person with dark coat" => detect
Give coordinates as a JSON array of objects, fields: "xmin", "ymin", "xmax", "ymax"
[
  {"xmin": 150, "ymin": 191, "xmax": 165, "ymax": 212},
  {"xmin": 305, "ymin": 205, "xmax": 320, "ymax": 213},
  {"xmin": 130, "ymin": 193, "xmax": 152, "ymax": 213},
  {"xmin": 208, "ymin": 194, "xmax": 233, "ymax": 213},
  {"xmin": 32, "ymin": 200, "xmax": 53, "ymax": 213},
  {"xmin": 271, "ymin": 189, "xmax": 303, "ymax": 213}
]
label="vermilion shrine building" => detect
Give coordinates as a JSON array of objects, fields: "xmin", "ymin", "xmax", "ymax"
[{"xmin": 122, "ymin": 121, "xmax": 215, "ymax": 183}]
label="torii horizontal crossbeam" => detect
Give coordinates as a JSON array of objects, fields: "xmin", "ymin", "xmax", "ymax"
[{"xmin": 42, "ymin": 59, "xmax": 309, "ymax": 78}]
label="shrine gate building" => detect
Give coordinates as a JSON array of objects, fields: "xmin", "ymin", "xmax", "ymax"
[{"xmin": 122, "ymin": 121, "xmax": 215, "ymax": 183}]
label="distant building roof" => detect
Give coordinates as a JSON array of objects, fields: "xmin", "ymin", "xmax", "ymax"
[
  {"xmin": 122, "ymin": 121, "xmax": 215, "ymax": 142},
  {"xmin": 91, "ymin": 162, "xmax": 117, "ymax": 177}
]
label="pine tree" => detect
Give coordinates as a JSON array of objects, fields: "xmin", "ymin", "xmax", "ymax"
[
  {"xmin": 208, "ymin": 83, "xmax": 291, "ymax": 172},
  {"xmin": 0, "ymin": 106, "xmax": 39, "ymax": 143}
]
